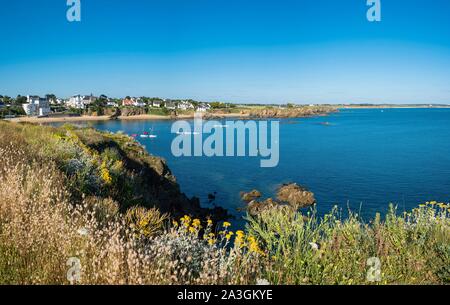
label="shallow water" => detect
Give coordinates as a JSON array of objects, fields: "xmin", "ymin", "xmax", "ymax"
[{"xmin": 75, "ymin": 108, "xmax": 450, "ymax": 222}]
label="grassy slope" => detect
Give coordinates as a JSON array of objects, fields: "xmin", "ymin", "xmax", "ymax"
[{"xmin": 0, "ymin": 121, "xmax": 449, "ymax": 284}]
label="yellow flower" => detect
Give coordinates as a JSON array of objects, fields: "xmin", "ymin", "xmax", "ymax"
[
  {"xmin": 207, "ymin": 219, "xmax": 213, "ymax": 226},
  {"xmin": 181, "ymin": 215, "xmax": 191, "ymax": 222},
  {"xmin": 172, "ymin": 221, "xmax": 178, "ymax": 227},
  {"xmin": 236, "ymin": 230, "xmax": 245, "ymax": 237},
  {"xmin": 188, "ymin": 227, "xmax": 197, "ymax": 234},
  {"xmin": 192, "ymin": 219, "xmax": 201, "ymax": 228},
  {"xmin": 208, "ymin": 239, "xmax": 215, "ymax": 245},
  {"xmin": 100, "ymin": 161, "xmax": 113, "ymax": 185},
  {"xmin": 223, "ymin": 221, "xmax": 231, "ymax": 228},
  {"xmin": 181, "ymin": 215, "xmax": 191, "ymax": 227}
]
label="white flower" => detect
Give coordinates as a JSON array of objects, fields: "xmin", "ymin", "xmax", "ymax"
[
  {"xmin": 309, "ymin": 242, "xmax": 319, "ymax": 251},
  {"xmin": 77, "ymin": 228, "xmax": 89, "ymax": 236},
  {"xmin": 256, "ymin": 278, "xmax": 270, "ymax": 285}
]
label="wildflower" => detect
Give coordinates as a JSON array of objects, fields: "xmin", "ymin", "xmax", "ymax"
[
  {"xmin": 235, "ymin": 231, "xmax": 245, "ymax": 247},
  {"xmin": 248, "ymin": 236, "xmax": 263, "ymax": 254},
  {"xmin": 309, "ymin": 242, "xmax": 319, "ymax": 251},
  {"xmin": 172, "ymin": 221, "xmax": 178, "ymax": 227},
  {"xmin": 207, "ymin": 219, "xmax": 213, "ymax": 226},
  {"xmin": 225, "ymin": 232, "xmax": 234, "ymax": 240},
  {"xmin": 100, "ymin": 161, "xmax": 112, "ymax": 185},
  {"xmin": 77, "ymin": 228, "xmax": 89, "ymax": 236},
  {"xmin": 208, "ymin": 239, "xmax": 215, "ymax": 246},
  {"xmin": 188, "ymin": 227, "xmax": 197, "ymax": 234},
  {"xmin": 256, "ymin": 279, "xmax": 270, "ymax": 285},
  {"xmin": 192, "ymin": 219, "xmax": 201, "ymax": 228},
  {"xmin": 181, "ymin": 215, "xmax": 191, "ymax": 227},
  {"xmin": 223, "ymin": 221, "xmax": 231, "ymax": 228}
]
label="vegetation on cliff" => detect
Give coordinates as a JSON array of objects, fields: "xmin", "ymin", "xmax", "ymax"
[{"xmin": 0, "ymin": 121, "xmax": 449, "ymax": 285}]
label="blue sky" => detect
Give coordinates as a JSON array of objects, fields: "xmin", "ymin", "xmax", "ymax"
[{"xmin": 0, "ymin": 0, "xmax": 449, "ymax": 104}]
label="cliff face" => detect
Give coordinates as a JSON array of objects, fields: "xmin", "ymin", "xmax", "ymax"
[
  {"xmin": 246, "ymin": 106, "xmax": 338, "ymax": 119},
  {"xmin": 0, "ymin": 121, "xmax": 228, "ymax": 221}
]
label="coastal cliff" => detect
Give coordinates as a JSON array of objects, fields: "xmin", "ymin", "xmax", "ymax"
[{"xmin": 0, "ymin": 121, "xmax": 228, "ymax": 221}]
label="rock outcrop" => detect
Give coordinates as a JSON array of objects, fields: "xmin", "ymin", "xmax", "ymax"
[
  {"xmin": 246, "ymin": 106, "xmax": 337, "ymax": 119},
  {"xmin": 240, "ymin": 190, "xmax": 262, "ymax": 203},
  {"xmin": 242, "ymin": 183, "xmax": 316, "ymax": 217},
  {"xmin": 276, "ymin": 183, "xmax": 316, "ymax": 209}
]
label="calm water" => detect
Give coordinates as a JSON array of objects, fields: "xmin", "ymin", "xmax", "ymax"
[{"xmin": 76, "ymin": 108, "xmax": 450, "ymax": 222}]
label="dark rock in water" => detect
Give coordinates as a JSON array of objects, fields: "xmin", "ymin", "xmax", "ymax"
[
  {"xmin": 240, "ymin": 190, "xmax": 262, "ymax": 203},
  {"xmin": 208, "ymin": 192, "xmax": 216, "ymax": 201},
  {"xmin": 276, "ymin": 183, "xmax": 316, "ymax": 209}
]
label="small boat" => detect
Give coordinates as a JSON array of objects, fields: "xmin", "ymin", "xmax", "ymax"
[
  {"xmin": 176, "ymin": 131, "xmax": 201, "ymax": 135},
  {"xmin": 149, "ymin": 135, "xmax": 158, "ymax": 138},
  {"xmin": 140, "ymin": 134, "xmax": 149, "ymax": 138}
]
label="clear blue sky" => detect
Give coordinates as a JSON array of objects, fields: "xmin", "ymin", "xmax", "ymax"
[{"xmin": 0, "ymin": 0, "xmax": 449, "ymax": 104}]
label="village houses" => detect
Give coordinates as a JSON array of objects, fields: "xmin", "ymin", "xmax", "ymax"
[{"xmin": 22, "ymin": 95, "xmax": 51, "ymax": 116}]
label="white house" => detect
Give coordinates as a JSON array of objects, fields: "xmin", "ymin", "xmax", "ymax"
[
  {"xmin": 22, "ymin": 95, "xmax": 51, "ymax": 116},
  {"xmin": 151, "ymin": 101, "xmax": 162, "ymax": 108},
  {"xmin": 107, "ymin": 101, "xmax": 118, "ymax": 107},
  {"xmin": 133, "ymin": 98, "xmax": 145, "ymax": 107},
  {"xmin": 67, "ymin": 95, "xmax": 84, "ymax": 109},
  {"xmin": 178, "ymin": 101, "xmax": 194, "ymax": 111},
  {"xmin": 165, "ymin": 101, "xmax": 177, "ymax": 110},
  {"xmin": 67, "ymin": 95, "xmax": 96, "ymax": 109},
  {"xmin": 196, "ymin": 103, "xmax": 211, "ymax": 112}
]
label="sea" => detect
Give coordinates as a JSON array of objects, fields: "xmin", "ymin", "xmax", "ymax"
[{"xmin": 65, "ymin": 108, "xmax": 450, "ymax": 223}]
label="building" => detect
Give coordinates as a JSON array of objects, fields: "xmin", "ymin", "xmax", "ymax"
[
  {"xmin": 151, "ymin": 101, "xmax": 162, "ymax": 108},
  {"xmin": 107, "ymin": 101, "xmax": 118, "ymax": 107},
  {"xmin": 196, "ymin": 103, "xmax": 211, "ymax": 112},
  {"xmin": 165, "ymin": 101, "xmax": 177, "ymax": 110},
  {"xmin": 67, "ymin": 95, "xmax": 96, "ymax": 109},
  {"xmin": 122, "ymin": 98, "xmax": 134, "ymax": 106},
  {"xmin": 67, "ymin": 95, "xmax": 84, "ymax": 109},
  {"xmin": 122, "ymin": 97, "xmax": 145, "ymax": 107},
  {"xmin": 133, "ymin": 98, "xmax": 145, "ymax": 107},
  {"xmin": 178, "ymin": 101, "xmax": 194, "ymax": 111},
  {"xmin": 22, "ymin": 95, "xmax": 51, "ymax": 116},
  {"xmin": 82, "ymin": 95, "xmax": 96, "ymax": 106}
]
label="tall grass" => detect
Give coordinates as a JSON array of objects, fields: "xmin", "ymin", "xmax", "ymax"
[{"xmin": 0, "ymin": 121, "xmax": 448, "ymax": 285}]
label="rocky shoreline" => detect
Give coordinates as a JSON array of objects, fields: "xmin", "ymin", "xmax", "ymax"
[{"xmin": 6, "ymin": 106, "xmax": 338, "ymax": 123}]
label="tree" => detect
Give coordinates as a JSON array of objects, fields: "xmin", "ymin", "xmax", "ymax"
[
  {"xmin": 210, "ymin": 102, "xmax": 226, "ymax": 109},
  {"xmin": 15, "ymin": 95, "xmax": 27, "ymax": 105},
  {"xmin": 46, "ymin": 94, "xmax": 57, "ymax": 103}
]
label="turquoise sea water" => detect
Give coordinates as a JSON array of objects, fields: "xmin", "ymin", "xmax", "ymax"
[{"xmin": 81, "ymin": 108, "xmax": 450, "ymax": 222}]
